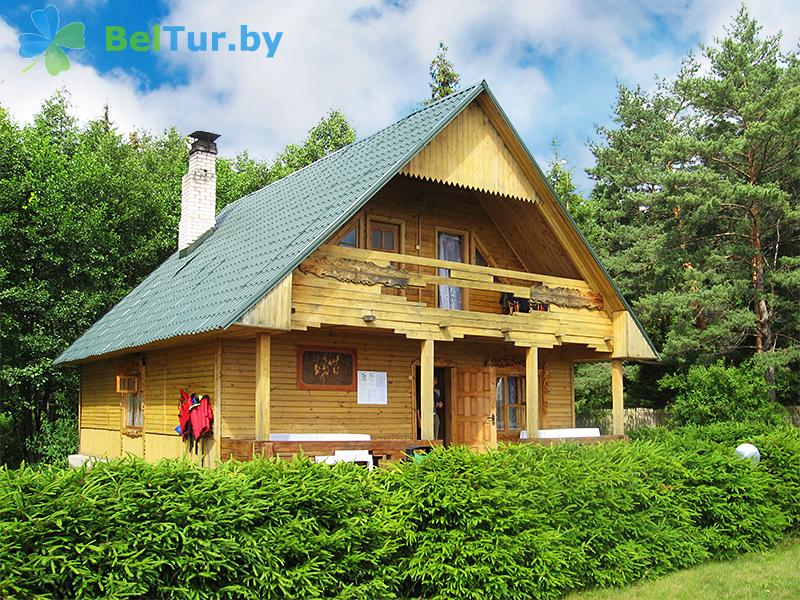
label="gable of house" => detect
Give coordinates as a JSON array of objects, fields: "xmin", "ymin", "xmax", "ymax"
[{"xmin": 55, "ymin": 81, "xmax": 657, "ymax": 366}]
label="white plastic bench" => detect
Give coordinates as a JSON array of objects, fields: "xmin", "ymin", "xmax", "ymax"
[
  {"xmin": 520, "ymin": 428, "xmax": 601, "ymax": 440},
  {"xmin": 315, "ymin": 449, "xmax": 374, "ymax": 470},
  {"xmin": 269, "ymin": 433, "xmax": 371, "ymax": 442}
]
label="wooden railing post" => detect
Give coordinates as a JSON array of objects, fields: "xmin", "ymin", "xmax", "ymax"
[
  {"xmin": 420, "ymin": 339, "xmax": 435, "ymax": 441},
  {"xmin": 255, "ymin": 333, "xmax": 271, "ymax": 442},
  {"xmin": 611, "ymin": 359, "xmax": 624, "ymax": 435},
  {"xmin": 525, "ymin": 346, "xmax": 539, "ymax": 437}
]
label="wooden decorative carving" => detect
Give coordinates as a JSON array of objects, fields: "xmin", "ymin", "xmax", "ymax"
[
  {"xmin": 299, "ymin": 255, "xmax": 409, "ymax": 288},
  {"xmin": 297, "ymin": 347, "xmax": 357, "ymax": 391},
  {"xmin": 530, "ymin": 283, "xmax": 604, "ymax": 310},
  {"xmin": 486, "ymin": 356, "xmax": 525, "ymax": 368},
  {"xmin": 540, "ymin": 361, "xmax": 550, "ymax": 417}
]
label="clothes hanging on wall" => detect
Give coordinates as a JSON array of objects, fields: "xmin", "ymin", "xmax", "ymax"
[{"xmin": 177, "ymin": 389, "xmax": 214, "ymax": 453}]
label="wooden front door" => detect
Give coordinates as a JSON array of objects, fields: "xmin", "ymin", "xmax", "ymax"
[{"xmin": 451, "ymin": 367, "xmax": 497, "ymax": 449}]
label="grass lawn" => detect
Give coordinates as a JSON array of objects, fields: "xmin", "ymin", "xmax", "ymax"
[{"xmin": 569, "ymin": 539, "xmax": 800, "ymax": 599}]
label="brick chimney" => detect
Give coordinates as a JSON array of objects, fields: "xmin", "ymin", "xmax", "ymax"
[{"xmin": 179, "ymin": 131, "xmax": 220, "ymax": 252}]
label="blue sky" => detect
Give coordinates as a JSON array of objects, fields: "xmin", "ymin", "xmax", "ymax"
[{"xmin": 1, "ymin": 0, "xmax": 796, "ymax": 193}]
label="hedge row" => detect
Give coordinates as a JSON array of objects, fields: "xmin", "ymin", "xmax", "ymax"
[{"xmin": 1, "ymin": 425, "xmax": 798, "ymax": 599}]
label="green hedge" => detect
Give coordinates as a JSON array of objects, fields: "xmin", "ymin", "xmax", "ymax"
[{"xmin": 1, "ymin": 428, "xmax": 799, "ymax": 599}]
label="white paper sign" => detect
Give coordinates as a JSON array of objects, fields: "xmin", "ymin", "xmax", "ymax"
[{"xmin": 357, "ymin": 371, "xmax": 388, "ymax": 405}]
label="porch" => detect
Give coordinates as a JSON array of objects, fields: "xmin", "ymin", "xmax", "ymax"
[
  {"xmin": 218, "ymin": 433, "xmax": 627, "ymax": 464},
  {"xmin": 215, "ymin": 326, "xmax": 628, "ymax": 463}
]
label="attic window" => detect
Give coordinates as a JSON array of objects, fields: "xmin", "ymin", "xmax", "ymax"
[
  {"xmin": 475, "ymin": 248, "xmax": 488, "ymax": 267},
  {"xmin": 369, "ymin": 221, "xmax": 400, "ymax": 253},
  {"xmin": 338, "ymin": 226, "xmax": 359, "ymax": 248}
]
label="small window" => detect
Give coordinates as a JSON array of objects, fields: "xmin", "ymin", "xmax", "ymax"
[
  {"xmin": 116, "ymin": 374, "xmax": 139, "ymax": 394},
  {"xmin": 475, "ymin": 248, "xmax": 488, "ymax": 267},
  {"xmin": 338, "ymin": 225, "xmax": 359, "ymax": 248},
  {"xmin": 496, "ymin": 375, "xmax": 526, "ymax": 432},
  {"xmin": 126, "ymin": 392, "xmax": 143, "ymax": 429},
  {"xmin": 368, "ymin": 221, "xmax": 400, "ymax": 253}
]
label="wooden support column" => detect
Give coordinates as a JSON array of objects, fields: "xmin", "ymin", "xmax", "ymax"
[
  {"xmin": 525, "ymin": 346, "xmax": 539, "ymax": 437},
  {"xmin": 255, "ymin": 333, "xmax": 271, "ymax": 442},
  {"xmin": 420, "ymin": 339, "xmax": 435, "ymax": 441},
  {"xmin": 611, "ymin": 359, "xmax": 624, "ymax": 435}
]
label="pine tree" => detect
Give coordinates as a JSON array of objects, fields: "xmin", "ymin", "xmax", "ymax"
[
  {"xmin": 426, "ymin": 42, "xmax": 460, "ymax": 103},
  {"xmin": 590, "ymin": 8, "xmax": 800, "ymax": 400}
]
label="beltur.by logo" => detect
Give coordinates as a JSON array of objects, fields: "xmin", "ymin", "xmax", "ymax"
[
  {"xmin": 18, "ymin": 5, "xmax": 85, "ymax": 76},
  {"xmin": 105, "ymin": 25, "xmax": 283, "ymax": 58}
]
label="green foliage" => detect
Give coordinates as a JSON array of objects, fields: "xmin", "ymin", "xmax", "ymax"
[
  {"xmin": 588, "ymin": 9, "xmax": 800, "ymax": 392},
  {"xmin": 24, "ymin": 406, "xmax": 77, "ymax": 468},
  {"xmin": 426, "ymin": 42, "xmax": 460, "ymax": 103},
  {"xmin": 2, "ymin": 436, "xmax": 800, "ymax": 599},
  {"xmin": 0, "ymin": 93, "xmax": 355, "ymax": 467},
  {"xmin": 574, "ymin": 362, "xmax": 611, "ymax": 422},
  {"xmin": 0, "ymin": 414, "xmax": 22, "ymax": 467},
  {"xmin": 660, "ymin": 361, "xmax": 788, "ymax": 427},
  {"xmin": 630, "ymin": 423, "xmax": 800, "ymax": 529}
]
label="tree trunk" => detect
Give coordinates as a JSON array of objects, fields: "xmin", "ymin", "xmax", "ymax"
[{"xmin": 748, "ymin": 202, "xmax": 777, "ymax": 399}]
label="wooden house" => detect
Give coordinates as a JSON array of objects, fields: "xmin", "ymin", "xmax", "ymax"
[{"xmin": 55, "ymin": 81, "xmax": 657, "ymax": 465}]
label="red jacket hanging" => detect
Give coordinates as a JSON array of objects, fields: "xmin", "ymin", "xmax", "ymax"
[
  {"xmin": 190, "ymin": 394, "xmax": 214, "ymax": 439},
  {"xmin": 179, "ymin": 389, "xmax": 192, "ymax": 440}
]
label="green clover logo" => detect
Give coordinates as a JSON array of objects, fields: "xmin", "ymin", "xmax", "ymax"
[{"xmin": 18, "ymin": 5, "xmax": 85, "ymax": 76}]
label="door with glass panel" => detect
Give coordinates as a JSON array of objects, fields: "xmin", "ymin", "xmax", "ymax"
[
  {"xmin": 437, "ymin": 232, "xmax": 464, "ymax": 310},
  {"xmin": 495, "ymin": 371, "xmax": 545, "ymax": 441}
]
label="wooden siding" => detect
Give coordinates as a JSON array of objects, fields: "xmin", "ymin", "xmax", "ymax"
[
  {"xmin": 145, "ymin": 432, "xmax": 184, "ymax": 461},
  {"xmin": 613, "ymin": 311, "xmax": 658, "ymax": 361},
  {"xmin": 270, "ymin": 330, "xmax": 419, "ymax": 439},
  {"xmin": 80, "ymin": 359, "xmax": 120, "ymax": 430},
  {"xmin": 144, "ymin": 342, "xmax": 215, "ymax": 435},
  {"xmin": 221, "ymin": 339, "xmax": 257, "ymax": 439},
  {"xmin": 80, "ymin": 427, "xmax": 120, "ymax": 458},
  {"xmin": 402, "ymin": 101, "xmax": 539, "ymax": 203},
  {"xmin": 477, "ymin": 192, "xmax": 582, "ymax": 279},
  {"xmin": 79, "ymin": 341, "xmax": 215, "ymax": 459},
  {"xmin": 238, "ymin": 274, "xmax": 293, "ymax": 330},
  {"xmin": 544, "ymin": 353, "xmax": 574, "ymax": 429}
]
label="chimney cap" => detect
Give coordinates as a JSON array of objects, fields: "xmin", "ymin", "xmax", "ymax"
[{"xmin": 189, "ymin": 131, "xmax": 221, "ymax": 143}]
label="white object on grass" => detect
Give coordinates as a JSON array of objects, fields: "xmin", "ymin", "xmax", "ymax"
[{"xmin": 735, "ymin": 443, "xmax": 761, "ymax": 463}]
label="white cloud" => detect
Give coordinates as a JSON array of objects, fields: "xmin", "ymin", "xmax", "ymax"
[{"xmin": 0, "ymin": 0, "xmax": 797, "ymax": 172}]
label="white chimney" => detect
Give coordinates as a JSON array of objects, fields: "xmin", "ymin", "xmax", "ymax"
[{"xmin": 179, "ymin": 131, "xmax": 220, "ymax": 252}]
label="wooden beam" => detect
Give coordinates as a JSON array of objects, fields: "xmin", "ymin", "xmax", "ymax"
[
  {"xmin": 526, "ymin": 346, "xmax": 539, "ymax": 436},
  {"xmin": 255, "ymin": 333, "xmax": 271, "ymax": 441},
  {"xmin": 319, "ymin": 245, "xmax": 590, "ymax": 290},
  {"xmin": 611, "ymin": 359, "xmax": 624, "ymax": 435},
  {"xmin": 420, "ymin": 339, "xmax": 435, "ymax": 440}
]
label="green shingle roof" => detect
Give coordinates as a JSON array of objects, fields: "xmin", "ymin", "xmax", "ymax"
[
  {"xmin": 56, "ymin": 80, "xmax": 658, "ymax": 365},
  {"xmin": 54, "ymin": 83, "xmax": 486, "ymax": 364}
]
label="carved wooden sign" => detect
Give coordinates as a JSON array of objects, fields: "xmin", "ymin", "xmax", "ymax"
[
  {"xmin": 530, "ymin": 283, "xmax": 604, "ymax": 310},
  {"xmin": 299, "ymin": 255, "xmax": 409, "ymax": 288},
  {"xmin": 297, "ymin": 347, "xmax": 357, "ymax": 391}
]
